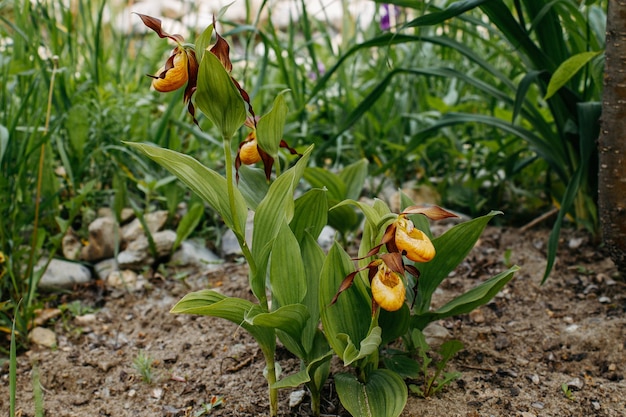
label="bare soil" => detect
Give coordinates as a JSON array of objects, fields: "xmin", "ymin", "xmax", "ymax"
[{"xmin": 2, "ymin": 226, "xmax": 625, "ymax": 417}]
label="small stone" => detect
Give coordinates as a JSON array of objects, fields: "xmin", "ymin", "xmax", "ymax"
[
  {"xmin": 422, "ymin": 323, "xmax": 451, "ymax": 346},
  {"xmin": 75, "ymin": 313, "xmax": 97, "ymax": 326},
  {"xmin": 592, "ymin": 400, "xmax": 601, "ymax": 410},
  {"xmin": 598, "ymin": 296, "xmax": 611, "ymax": 304},
  {"xmin": 38, "ymin": 258, "xmax": 92, "ymax": 290},
  {"xmin": 568, "ymin": 237, "xmax": 584, "ymax": 249},
  {"xmin": 563, "ymin": 316, "xmax": 574, "ymax": 324},
  {"xmin": 128, "ymin": 389, "xmax": 136, "ymax": 398},
  {"xmin": 608, "ymin": 363, "xmax": 617, "ymax": 372},
  {"xmin": 469, "ymin": 309, "xmax": 485, "ymax": 323},
  {"xmin": 566, "ymin": 377, "xmax": 584, "ymax": 391},
  {"xmin": 29, "ymin": 326, "xmax": 57, "ymax": 347},
  {"xmin": 151, "ymin": 387, "xmax": 163, "ymax": 399},
  {"xmin": 317, "ymin": 226, "xmax": 336, "ymax": 252},
  {"xmin": 170, "ymin": 239, "xmax": 222, "ymax": 271},
  {"xmin": 564, "ymin": 324, "xmax": 579, "ymax": 333},
  {"xmin": 122, "ymin": 210, "xmax": 168, "ymax": 243},
  {"xmin": 531, "ymin": 401, "xmax": 544, "ymax": 409},
  {"xmin": 519, "ymin": 412, "xmax": 536, "ymax": 417},
  {"xmin": 93, "ymin": 258, "xmax": 118, "ymax": 280},
  {"xmin": 527, "ymin": 374, "xmax": 540, "ymax": 384},
  {"xmin": 494, "ymin": 334, "xmax": 510, "ymax": 350},
  {"xmin": 62, "ymin": 231, "xmax": 82, "ymax": 260},
  {"xmin": 289, "ymin": 390, "xmax": 306, "ymax": 408},
  {"xmin": 107, "ymin": 270, "xmax": 138, "ymax": 289},
  {"xmin": 81, "ymin": 217, "xmax": 117, "ymax": 262}
]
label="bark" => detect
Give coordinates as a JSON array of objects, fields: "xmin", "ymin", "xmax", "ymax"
[{"xmin": 598, "ymin": 0, "xmax": 626, "ymax": 272}]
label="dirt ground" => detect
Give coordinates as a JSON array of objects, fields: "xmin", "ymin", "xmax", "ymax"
[{"xmin": 2, "ymin": 225, "xmax": 625, "ymax": 417}]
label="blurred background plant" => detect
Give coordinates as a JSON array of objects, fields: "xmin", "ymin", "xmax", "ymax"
[{"xmin": 0, "ymin": 0, "xmax": 609, "ymax": 350}]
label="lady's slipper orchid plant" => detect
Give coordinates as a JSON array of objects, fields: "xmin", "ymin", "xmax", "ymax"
[{"xmin": 331, "ymin": 205, "xmax": 457, "ymax": 313}]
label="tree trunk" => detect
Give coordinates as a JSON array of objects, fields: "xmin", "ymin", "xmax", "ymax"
[{"xmin": 598, "ymin": 0, "xmax": 626, "ymax": 273}]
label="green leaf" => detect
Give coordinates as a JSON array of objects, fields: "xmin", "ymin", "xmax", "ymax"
[
  {"xmin": 270, "ymin": 221, "xmax": 306, "ymax": 307},
  {"xmin": 256, "ymin": 90, "xmax": 289, "ymax": 158},
  {"xmin": 338, "ymin": 159, "xmax": 369, "ymax": 201},
  {"xmin": 170, "ymin": 290, "xmax": 275, "ymax": 351},
  {"xmin": 245, "ymin": 303, "xmax": 309, "ymax": 351},
  {"xmin": 304, "ymin": 167, "xmax": 346, "ymax": 200},
  {"xmin": 339, "ymin": 326, "xmax": 382, "ymax": 366},
  {"xmin": 404, "ymin": 0, "xmax": 490, "ymax": 28},
  {"xmin": 272, "ymin": 348, "xmax": 333, "ymax": 389},
  {"xmin": 414, "ymin": 211, "xmax": 503, "ymax": 314},
  {"xmin": 291, "ymin": 188, "xmax": 328, "ymax": 243},
  {"xmin": 382, "ymin": 354, "xmax": 421, "ymax": 379},
  {"xmin": 299, "ymin": 233, "xmax": 326, "ymax": 353},
  {"xmin": 173, "ymin": 202, "xmax": 204, "ymax": 252},
  {"xmin": 250, "ymin": 145, "xmax": 313, "ymax": 300},
  {"xmin": 319, "ymin": 243, "xmax": 372, "ymax": 362},
  {"xmin": 413, "ymin": 266, "xmax": 519, "ymax": 329},
  {"xmin": 545, "ymin": 51, "xmax": 602, "ymax": 100},
  {"xmin": 0, "ymin": 124, "xmax": 8, "ymax": 164},
  {"xmin": 335, "ymin": 369, "xmax": 407, "ymax": 417},
  {"xmin": 194, "ymin": 22, "xmax": 214, "ymax": 64},
  {"xmin": 125, "ymin": 142, "xmax": 247, "ymax": 238},
  {"xmin": 195, "ymin": 52, "xmax": 247, "ymax": 139},
  {"xmin": 237, "ymin": 165, "xmax": 269, "ymax": 210}
]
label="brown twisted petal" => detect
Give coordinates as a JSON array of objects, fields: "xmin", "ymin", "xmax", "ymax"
[
  {"xmin": 239, "ymin": 138, "xmax": 262, "ymax": 165},
  {"xmin": 152, "ymin": 51, "xmax": 188, "ymax": 92},
  {"xmin": 371, "ymin": 264, "xmax": 405, "ymax": 312},
  {"xmin": 394, "ymin": 216, "xmax": 435, "ymax": 263}
]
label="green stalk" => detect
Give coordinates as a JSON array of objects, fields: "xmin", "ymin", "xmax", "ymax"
[{"xmin": 223, "ymin": 136, "xmax": 276, "ymax": 415}]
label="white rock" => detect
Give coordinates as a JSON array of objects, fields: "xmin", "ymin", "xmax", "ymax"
[
  {"xmin": 317, "ymin": 226, "xmax": 336, "ymax": 252},
  {"xmin": 422, "ymin": 323, "xmax": 451, "ymax": 347},
  {"xmin": 62, "ymin": 231, "xmax": 82, "ymax": 260},
  {"xmin": 289, "ymin": 390, "xmax": 306, "ymax": 408},
  {"xmin": 121, "ymin": 210, "xmax": 168, "ymax": 243},
  {"xmin": 29, "ymin": 326, "xmax": 57, "ymax": 347},
  {"xmin": 170, "ymin": 239, "xmax": 222, "ymax": 271},
  {"xmin": 38, "ymin": 258, "xmax": 92, "ymax": 290},
  {"xmin": 81, "ymin": 217, "xmax": 117, "ymax": 262},
  {"xmin": 107, "ymin": 270, "xmax": 138, "ymax": 289},
  {"xmin": 94, "ymin": 258, "xmax": 118, "ymax": 280}
]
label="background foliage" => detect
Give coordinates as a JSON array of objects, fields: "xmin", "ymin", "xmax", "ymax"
[{"xmin": 0, "ymin": 0, "xmax": 606, "ymax": 346}]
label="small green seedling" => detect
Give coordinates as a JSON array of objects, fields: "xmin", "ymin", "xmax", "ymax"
[
  {"xmin": 561, "ymin": 382, "xmax": 576, "ymax": 401},
  {"xmin": 407, "ymin": 329, "xmax": 463, "ymax": 398},
  {"xmin": 194, "ymin": 395, "xmax": 224, "ymax": 416},
  {"xmin": 133, "ymin": 350, "xmax": 155, "ymax": 384}
]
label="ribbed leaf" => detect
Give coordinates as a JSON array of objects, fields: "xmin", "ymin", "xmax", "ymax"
[
  {"xmin": 126, "ymin": 143, "xmax": 247, "ymax": 237},
  {"xmin": 335, "ymin": 369, "xmax": 407, "ymax": 417},
  {"xmin": 339, "ymin": 326, "xmax": 382, "ymax": 366},
  {"xmin": 291, "ymin": 189, "xmax": 328, "ymax": 243},
  {"xmin": 170, "ymin": 290, "xmax": 275, "ymax": 351},
  {"xmin": 256, "ymin": 90, "xmax": 289, "ymax": 158},
  {"xmin": 414, "ymin": 211, "xmax": 502, "ymax": 314},
  {"xmin": 404, "ymin": 0, "xmax": 490, "ymax": 28},
  {"xmin": 270, "ymin": 221, "xmax": 306, "ymax": 306},
  {"xmin": 250, "ymin": 145, "xmax": 312, "ymax": 300},
  {"xmin": 195, "ymin": 52, "xmax": 247, "ymax": 139},
  {"xmin": 545, "ymin": 51, "xmax": 602, "ymax": 100},
  {"xmin": 299, "ymin": 233, "xmax": 326, "ymax": 353},
  {"xmin": 339, "ymin": 159, "xmax": 369, "ymax": 201},
  {"xmin": 412, "ymin": 266, "xmax": 519, "ymax": 329},
  {"xmin": 246, "ymin": 303, "xmax": 309, "ymax": 357},
  {"xmin": 304, "ymin": 167, "xmax": 346, "ymax": 200},
  {"xmin": 237, "ymin": 165, "xmax": 268, "ymax": 210},
  {"xmin": 319, "ymin": 243, "xmax": 371, "ymax": 362}
]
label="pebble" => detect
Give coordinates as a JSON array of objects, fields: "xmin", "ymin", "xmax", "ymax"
[
  {"xmin": 598, "ymin": 296, "xmax": 611, "ymax": 304},
  {"xmin": 469, "ymin": 309, "xmax": 485, "ymax": 323},
  {"xmin": 107, "ymin": 270, "xmax": 138, "ymax": 289},
  {"xmin": 289, "ymin": 390, "xmax": 306, "ymax": 407},
  {"xmin": 566, "ymin": 377, "xmax": 584, "ymax": 390},
  {"xmin": 29, "ymin": 326, "xmax": 57, "ymax": 347},
  {"xmin": 519, "ymin": 412, "xmax": 536, "ymax": 417},
  {"xmin": 564, "ymin": 324, "xmax": 579, "ymax": 333},
  {"xmin": 494, "ymin": 334, "xmax": 511, "ymax": 350},
  {"xmin": 37, "ymin": 258, "xmax": 92, "ymax": 290},
  {"xmin": 422, "ymin": 323, "xmax": 451, "ymax": 346},
  {"xmin": 75, "ymin": 313, "xmax": 97, "ymax": 326},
  {"xmin": 170, "ymin": 239, "xmax": 222, "ymax": 272},
  {"xmin": 527, "ymin": 374, "xmax": 540, "ymax": 385},
  {"xmin": 568, "ymin": 237, "xmax": 584, "ymax": 249},
  {"xmin": 531, "ymin": 401, "xmax": 544, "ymax": 409}
]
